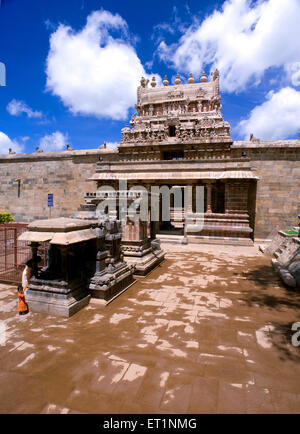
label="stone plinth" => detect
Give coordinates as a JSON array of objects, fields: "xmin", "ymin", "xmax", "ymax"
[
  {"xmin": 26, "ymin": 277, "xmax": 90, "ymax": 317},
  {"xmin": 121, "ymin": 217, "xmax": 165, "ymax": 276},
  {"xmin": 185, "ymin": 212, "xmax": 253, "ymax": 245},
  {"xmin": 89, "ymin": 261, "xmax": 134, "ymax": 302},
  {"xmin": 122, "ymin": 239, "xmax": 165, "ymax": 276}
]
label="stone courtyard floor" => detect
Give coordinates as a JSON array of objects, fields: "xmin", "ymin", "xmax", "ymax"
[{"xmin": 0, "ymin": 243, "xmax": 300, "ymax": 414}]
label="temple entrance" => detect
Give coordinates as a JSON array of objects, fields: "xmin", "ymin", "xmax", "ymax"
[
  {"xmin": 157, "ymin": 185, "xmax": 185, "ymax": 236},
  {"xmin": 158, "ymin": 221, "xmax": 184, "ymax": 235}
]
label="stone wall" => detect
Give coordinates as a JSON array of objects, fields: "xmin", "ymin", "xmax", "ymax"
[
  {"xmin": 232, "ymin": 141, "xmax": 300, "ymax": 239},
  {"xmin": 253, "ymin": 159, "xmax": 300, "ymax": 239},
  {"xmin": 0, "ymin": 150, "xmax": 102, "ymax": 222}
]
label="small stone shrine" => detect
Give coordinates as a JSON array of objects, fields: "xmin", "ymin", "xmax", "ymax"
[
  {"xmin": 73, "ymin": 189, "xmax": 165, "ymax": 275},
  {"xmin": 19, "ymin": 217, "xmax": 135, "ymax": 316},
  {"xmin": 88, "ymin": 219, "xmax": 135, "ymax": 300}
]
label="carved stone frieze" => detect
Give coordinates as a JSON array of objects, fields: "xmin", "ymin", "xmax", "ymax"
[{"xmin": 120, "ymin": 69, "xmax": 232, "ymax": 145}]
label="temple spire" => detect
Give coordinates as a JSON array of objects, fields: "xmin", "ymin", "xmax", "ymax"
[
  {"xmin": 151, "ymin": 76, "xmax": 156, "ymax": 87},
  {"xmin": 188, "ymin": 73, "xmax": 194, "ymax": 84},
  {"xmin": 200, "ymin": 71, "xmax": 207, "ymax": 82},
  {"xmin": 174, "ymin": 74, "xmax": 181, "ymax": 85}
]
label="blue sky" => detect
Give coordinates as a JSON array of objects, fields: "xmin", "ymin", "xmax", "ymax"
[{"xmin": 1, "ymin": 0, "xmax": 300, "ymax": 154}]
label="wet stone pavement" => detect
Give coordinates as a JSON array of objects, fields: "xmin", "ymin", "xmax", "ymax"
[{"xmin": 0, "ymin": 243, "xmax": 300, "ymax": 414}]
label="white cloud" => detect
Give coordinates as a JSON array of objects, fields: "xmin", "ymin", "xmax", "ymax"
[
  {"xmin": 238, "ymin": 87, "xmax": 300, "ymax": 140},
  {"xmin": 46, "ymin": 9, "xmax": 160, "ymax": 120},
  {"xmin": 158, "ymin": 0, "xmax": 300, "ymax": 92},
  {"xmin": 0, "ymin": 132, "xmax": 24, "ymax": 155},
  {"xmin": 39, "ymin": 131, "xmax": 68, "ymax": 152},
  {"xmin": 105, "ymin": 141, "xmax": 119, "ymax": 149},
  {"xmin": 7, "ymin": 99, "xmax": 42, "ymax": 118},
  {"xmin": 285, "ymin": 62, "xmax": 300, "ymax": 87}
]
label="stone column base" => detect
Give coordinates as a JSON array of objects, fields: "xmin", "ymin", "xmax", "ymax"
[
  {"xmin": 26, "ymin": 277, "xmax": 91, "ymax": 317},
  {"xmin": 89, "ymin": 261, "xmax": 135, "ymax": 301},
  {"xmin": 122, "ymin": 239, "xmax": 165, "ymax": 276}
]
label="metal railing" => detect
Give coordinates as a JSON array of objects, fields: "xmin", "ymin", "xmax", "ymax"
[{"xmin": 0, "ymin": 223, "xmax": 47, "ymax": 284}]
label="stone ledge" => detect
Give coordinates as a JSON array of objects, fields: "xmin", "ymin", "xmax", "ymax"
[
  {"xmin": 233, "ymin": 140, "xmax": 300, "ymax": 148},
  {"xmin": 187, "ymin": 235, "xmax": 254, "ymax": 246},
  {"xmin": 0, "ymin": 148, "xmax": 117, "ymax": 162}
]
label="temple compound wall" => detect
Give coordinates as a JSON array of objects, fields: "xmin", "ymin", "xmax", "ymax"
[
  {"xmin": 0, "ymin": 150, "xmax": 101, "ymax": 221},
  {"xmin": 0, "ymin": 143, "xmax": 299, "ymax": 241},
  {"xmin": 232, "ymin": 141, "xmax": 300, "ymax": 239}
]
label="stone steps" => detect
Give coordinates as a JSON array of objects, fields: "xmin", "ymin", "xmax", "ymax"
[{"xmin": 157, "ymin": 234, "xmax": 187, "ymax": 244}]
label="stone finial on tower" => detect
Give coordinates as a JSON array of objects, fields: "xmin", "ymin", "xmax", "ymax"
[
  {"xmin": 200, "ymin": 72, "xmax": 207, "ymax": 82},
  {"xmin": 249, "ymin": 133, "xmax": 260, "ymax": 143},
  {"xmin": 174, "ymin": 74, "xmax": 181, "ymax": 85},
  {"xmin": 212, "ymin": 69, "xmax": 219, "ymax": 81},
  {"xmin": 140, "ymin": 77, "xmax": 146, "ymax": 87},
  {"xmin": 188, "ymin": 73, "xmax": 194, "ymax": 84},
  {"xmin": 151, "ymin": 76, "xmax": 156, "ymax": 88},
  {"xmin": 163, "ymin": 75, "xmax": 169, "ymax": 86},
  {"xmin": 140, "ymin": 77, "xmax": 149, "ymax": 88}
]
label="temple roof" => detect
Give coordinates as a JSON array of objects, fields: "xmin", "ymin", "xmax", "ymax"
[
  {"xmin": 137, "ymin": 70, "xmax": 220, "ymax": 107},
  {"xmin": 137, "ymin": 81, "xmax": 218, "ymax": 106},
  {"xmin": 89, "ymin": 169, "xmax": 259, "ymax": 181},
  {"xmin": 18, "ymin": 217, "xmax": 97, "ymax": 245},
  {"xmin": 27, "ymin": 217, "xmax": 94, "ymax": 232}
]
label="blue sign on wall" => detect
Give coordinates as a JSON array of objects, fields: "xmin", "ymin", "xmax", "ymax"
[{"xmin": 48, "ymin": 194, "xmax": 53, "ymax": 207}]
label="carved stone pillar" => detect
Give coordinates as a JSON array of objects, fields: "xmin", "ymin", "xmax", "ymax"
[
  {"xmin": 205, "ymin": 181, "xmax": 214, "ymax": 214},
  {"xmin": 184, "ymin": 185, "xmax": 193, "ymax": 214},
  {"xmin": 30, "ymin": 242, "xmax": 39, "ymax": 278},
  {"xmin": 60, "ymin": 246, "xmax": 69, "ymax": 283},
  {"xmin": 121, "ymin": 191, "xmax": 164, "ymax": 276}
]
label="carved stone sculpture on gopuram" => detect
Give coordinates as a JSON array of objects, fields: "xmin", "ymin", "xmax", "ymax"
[{"xmin": 120, "ymin": 69, "xmax": 231, "ymax": 145}]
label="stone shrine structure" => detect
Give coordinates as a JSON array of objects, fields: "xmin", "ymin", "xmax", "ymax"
[
  {"xmin": 73, "ymin": 189, "xmax": 165, "ymax": 275},
  {"xmin": 87, "ymin": 219, "xmax": 135, "ymax": 300},
  {"xmin": 18, "ymin": 217, "xmax": 135, "ymax": 316}
]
